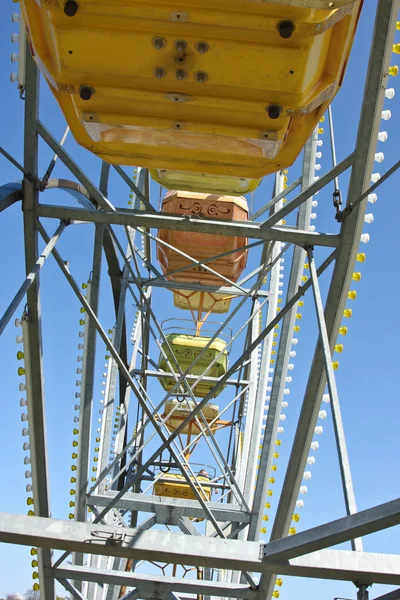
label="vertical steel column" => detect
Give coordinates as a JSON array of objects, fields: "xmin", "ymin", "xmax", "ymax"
[
  {"xmin": 357, "ymin": 586, "xmax": 370, "ymax": 600},
  {"xmin": 307, "ymin": 247, "xmax": 362, "ymax": 552},
  {"xmin": 21, "ymin": 46, "xmax": 54, "ymax": 600},
  {"xmin": 246, "ymin": 131, "xmax": 317, "ymax": 542}
]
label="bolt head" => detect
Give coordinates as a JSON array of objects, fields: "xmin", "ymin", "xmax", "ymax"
[{"xmin": 64, "ymin": 0, "xmax": 79, "ymax": 17}]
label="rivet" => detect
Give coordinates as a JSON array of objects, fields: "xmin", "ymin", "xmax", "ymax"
[
  {"xmin": 195, "ymin": 71, "xmax": 208, "ymax": 83},
  {"xmin": 64, "ymin": 0, "xmax": 79, "ymax": 17},
  {"xmin": 176, "ymin": 69, "xmax": 187, "ymax": 80},
  {"xmin": 80, "ymin": 85, "xmax": 93, "ymax": 100},
  {"xmin": 154, "ymin": 67, "xmax": 166, "ymax": 79},
  {"xmin": 175, "ymin": 40, "xmax": 187, "ymax": 52},
  {"xmin": 153, "ymin": 37, "xmax": 166, "ymax": 50},
  {"xmin": 195, "ymin": 41, "xmax": 209, "ymax": 54},
  {"xmin": 267, "ymin": 105, "xmax": 281, "ymax": 119},
  {"xmin": 278, "ymin": 20, "xmax": 295, "ymax": 39}
]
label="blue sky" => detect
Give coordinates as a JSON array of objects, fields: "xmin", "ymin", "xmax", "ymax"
[{"xmin": 1, "ymin": 2, "xmax": 400, "ymax": 598}]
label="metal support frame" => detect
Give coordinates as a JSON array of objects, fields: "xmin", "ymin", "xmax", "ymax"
[{"xmin": 1, "ymin": 2, "xmax": 399, "ymax": 599}]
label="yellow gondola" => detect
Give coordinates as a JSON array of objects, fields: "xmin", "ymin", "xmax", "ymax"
[
  {"xmin": 21, "ymin": 0, "xmax": 362, "ymax": 183},
  {"xmin": 162, "ymin": 399, "xmax": 219, "ymax": 436},
  {"xmin": 154, "ymin": 473, "xmax": 212, "ymax": 501},
  {"xmin": 158, "ymin": 334, "xmax": 228, "ymax": 398},
  {"xmin": 173, "ymin": 290, "xmax": 234, "ymax": 315}
]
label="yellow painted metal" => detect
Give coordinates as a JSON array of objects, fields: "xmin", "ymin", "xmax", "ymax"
[
  {"xmin": 173, "ymin": 290, "xmax": 233, "ymax": 314},
  {"xmin": 158, "ymin": 334, "xmax": 228, "ymax": 398},
  {"xmin": 21, "ymin": 0, "xmax": 362, "ymax": 178},
  {"xmin": 154, "ymin": 474, "xmax": 212, "ymax": 501},
  {"xmin": 163, "ymin": 399, "xmax": 219, "ymax": 435},
  {"xmin": 150, "ymin": 169, "xmax": 262, "ymax": 196}
]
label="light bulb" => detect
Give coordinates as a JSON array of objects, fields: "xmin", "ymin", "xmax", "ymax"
[
  {"xmin": 282, "ymin": 401, "xmax": 288, "ymax": 408},
  {"xmin": 317, "ymin": 139, "xmax": 323, "ymax": 147},
  {"xmin": 16, "ymin": 335, "xmax": 23, "ymax": 343},
  {"xmin": 310, "ymin": 441, "xmax": 319, "ymax": 450},
  {"xmin": 343, "ymin": 308, "xmax": 352, "ymax": 318},
  {"xmin": 381, "ymin": 109, "xmax": 392, "ymax": 120},
  {"xmin": 364, "ymin": 213, "xmax": 374, "ymax": 224},
  {"xmin": 309, "ymin": 225, "xmax": 316, "ymax": 232},
  {"xmin": 322, "ymin": 394, "xmax": 330, "ymax": 403},
  {"xmin": 23, "ymin": 442, "xmax": 30, "ymax": 451},
  {"xmin": 292, "ymin": 339, "xmax": 298, "ymax": 345},
  {"xmin": 21, "ymin": 414, "xmax": 28, "ymax": 422},
  {"xmin": 299, "ymin": 485, "xmax": 308, "ymax": 494},
  {"xmin": 319, "ymin": 410, "xmax": 327, "ymax": 419},
  {"xmin": 11, "ymin": 33, "xmax": 20, "ymax": 43},
  {"xmin": 310, "ymin": 213, "xmax": 317, "ymax": 220},
  {"xmin": 368, "ymin": 193, "xmax": 377, "ymax": 204},
  {"xmin": 360, "ymin": 233, "xmax": 370, "ymax": 244},
  {"xmin": 315, "ymin": 164, "xmax": 321, "ymax": 171},
  {"xmin": 277, "ymin": 427, "xmax": 284, "ymax": 433},
  {"xmin": 75, "ymin": 392, "xmax": 81, "ymax": 399},
  {"xmin": 279, "ymin": 414, "xmax": 286, "ymax": 421},
  {"xmin": 332, "ymin": 361, "xmax": 339, "ymax": 370},
  {"xmin": 307, "ymin": 456, "xmax": 316, "ymax": 465},
  {"xmin": 314, "ymin": 426, "xmax": 323, "ymax": 435},
  {"xmin": 290, "ymin": 351, "xmax": 296, "ymax": 358},
  {"xmin": 286, "ymin": 376, "xmax": 292, "ymax": 383},
  {"xmin": 312, "ymin": 200, "xmax": 318, "ymax": 207},
  {"xmin": 316, "ymin": 151, "xmax": 322, "ymax": 158},
  {"xmin": 288, "ymin": 364, "xmax": 294, "ymax": 370},
  {"xmin": 374, "ymin": 152, "xmax": 384, "ymax": 163},
  {"xmin": 377, "ymin": 131, "xmax": 388, "ymax": 142},
  {"xmin": 77, "ymin": 356, "xmax": 83, "ymax": 362},
  {"xmin": 356, "ymin": 253, "xmax": 366, "ymax": 263},
  {"xmin": 371, "ymin": 173, "xmax": 381, "ymax": 183},
  {"xmin": 296, "ymin": 500, "xmax": 304, "ymax": 508},
  {"xmin": 25, "ymin": 470, "xmax": 32, "ymax": 478},
  {"xmin": 24, "ymin": 456, "xmax": 31, "ymax": 464},
  {"xmin": 335, "ymin": 344, "xmax": 344, "ymax": 353},
  {"xmin": 385, "ymin": 87, "xmax": 395, "ymax": 99},
  {"xmin": 303, "ymin": 471, "xmax": 312, "ymax": 480}
]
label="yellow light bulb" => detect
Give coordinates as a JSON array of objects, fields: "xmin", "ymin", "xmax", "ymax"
[
  {"xmin": 105, "ymin": 355, "xmax": 110, "ymax": 359},
  {"xmin": 269, "ymin": 477, "xmax": 275, "ymax": 484},
  {"xmin": 393, "ymin": 44, "xmax": 400, "ymax": 54},
  {"xmin": 271, "ymin": 350, "xmax": 276, "ymax": 355},
  {"xmin": 348, "ymin": 290, "xmax": 357, "ymax": 300},
  {"xmin": 338, "ymin": 326, "xmax": 348, "ymax": 336},
  {"xmin": 277, "ymin": 299, "xmax": 282, "ymax": 305},
  {"xmin": 397, "ymin": 21, "xmax": 400, "ymax": 30},
  {"xmin": 96, "ymin": 437, "xmax": 101, "ymax": 442},
  {"xmin": 273, "ymin": 452, "xmax": 279, "ymax": 458},
  {"xmin": 69, "ymin": 513, "xmax": 74, "ymax": 520},
  {"xmin": 270, "ymin": 359, "xmax": 275, "ymax": 364},
  {"xmin": 265, "ymin": 502, "xmax": 271, "ymax": 509},
  {"xmin": 82, "ymin": 283, "xmax": 87, "ymax": 289},
  {"xmin": 31, "ymin": 559, "xmax": 38, "ymax": 568},
  {"xmin": 352, "ymin": 272, "xmax": 361, "ymax": 282},
  {"xmin": 79, "ymin": 319, "xmax": 85, "ymax": 326},
  {"xmin": 72, "ymin": 441, "xmax": 78, "ymax": 447},
  {"xmin": 69, "ymin": 501, "xmax": 75, "ymax": 507},
  {"xmin": 318, "ymin": 127, "xmax": 324, "ymax": 134},
  {"xmin": 30, "ymin": 548, "xmax": 37, "ymax": 556},
  {"xmin": 276, "ymin": 579, "xmax": 283, "ymax": 587},
  {"xmin": 27, "ymin": 510, "xmax": 34, "ymax": 516},
  {"xmin": 32, "ymin": 572, "xmax": 39, "ymax": 580},
  {"xmin": 274, "ymin": 324, "xmax": 279, "ymax": 329},
  {"xmin": 343, "ymin": 309, "xmax": 352, "ymax": 318},
  {"xmin": 334, "ymin": 344, "xmax": 344, "ymax": 353},
  {"xmin": 281, "ymin": 219, "xmax": 286, "ymax": 225},
  {"xmin": 73, "ymin": 428, "xmax": 79, "ymax": 435},
  {"xmin": 263, "ymin": 515, "xmax": 269, "ymax": 521},
  {"xmin": 275, "ymin": 439, "xmax": 282, "ymax": 446},
  {"xmin": 80, "ymin": 307, "xmax": 86, "ymax": 314},
  {"xmin": 33, "ymin": 585, "xmax": 40, "ymax": 592},
  {"xmin": 273, "ymin": 333, "xmax": 278, "ymax": 338},
  {"xmin": 296, "ymin": 313, "xmax": 302, "ymax": 320},
  {"xmin": 292, "ymin": 513, "xmax": 300, "ymax": 522},
  {"xmin": 294, "ymin": 325, "xmax": 300, "ymax": 332},
  {"xmin": 301, "ymin": 276, "xmax": 308, "ymax": 282},
  {"xmin": 18, "ymin": 367, "xmax": 25, "ymax": 376},
  {"xmin": 389, "ymin": 65, "xmax": 399, "ymax": 76},
  {"xmin": 332, "ymin": 361, "xmax": 339, "ymax": 370},
  {"xmin": 356, "ymin": 253, "xmax": 366, "ymax": 263},
  {"xmin": 298, "ymin": 300, "xmax": 304, "ymax": 307},
  {"xmin": 272, "ymin": 591, "xmax": 280, "ymax": 598},
  {"xmin": 92, "ymin": 467, "xmax": 97, "ymax": 472},
  {"xmin": 271, "ymin": 465, "xmax": 277, "ymax": 471},
  {"xmin": 260, "ymin": 527, "xmax": 267, "ymax": 534},
  {"xmin": 17, "ymin": 351, "xmax": 24, "ymax": 360},
  {"xmin": 267, "ymin": 490, "xmax": 273, "ymax": 496},
  {"xmin": 288, "ymin": 527, "xmax": 296, "ymax": 535},
  {"xmin": 303, "ymin": 263, "xmax": 309, "ymax": 270},
  {"xmin": 71, "ymin": 462, "xmax": 77, "ymax": 468},
  {"xmin": 94, "ymin": 457, "xmax": 98, "ymax": 462},
  {"xmin": 91, "ymin": 476, "xmax": 97, "ymax": 482},
  {"xmin": 320, "ymin": 115, "xmax": 325, "ymax": 123},
  {"xmin": 27, "ymin": 497, "xmax": 34, "ymax": 506},
  {"xmin": 276, "ymin": 307, "xmax": 281, "ymax": 312},
  {"xmin": 70, "ymin": 477, "xmax": 76, "ymax": 483},
  {"xmin": 70, "ymin": 489, "xmax": 76, "ymax": 495},
  {"xmin": 283, "ymin": 176, "xmax": 288, "ymax": 183}
]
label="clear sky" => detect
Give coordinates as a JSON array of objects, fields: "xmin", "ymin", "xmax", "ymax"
[{"xmin": 1, "ymin": 2, "xmax": 400, "ymax": 599}]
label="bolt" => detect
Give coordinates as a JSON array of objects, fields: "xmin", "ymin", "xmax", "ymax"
[
  {"xmin": 153, "ymin": 37, "xmax": 166, "ymax": 50},
  {"xmin": 64, "ymin": 0, "xmax": 79, "ymax": 17},
  {"xmin": 267, "ymin": 105, "xmax": 281, "ymax": 119},
  {"xmin": 175, "ymin": 40, "xmax": 187, "ymax": 52},
  {"xmin": 195, "ymin": 71, "xmax": 208, "ymax": 83},
  {"xmin": 154, "ymin": 67, "xmax": 166, "ymax": 79},
  {"xmin": 80, "ymin": 85, "xmax": 93, "ymax": 100},
  {"xmin": 176, "ymin": 69, "xmax": 187, "ymax": 80},
  {"xmin": 278, "ymin": 20, "xmax": 295, "ymax": 39},
  {"xmin": 195, "ymin": 41, "xmax": 209, "ymax": 54}
]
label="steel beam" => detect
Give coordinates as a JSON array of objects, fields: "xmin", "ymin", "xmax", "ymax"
[
  {"xmin": 372, "ymin": 589, "xmax": 400, "ymax": 600},
  {"xmin": 51, "ymin": 566, "xmax": 257, "ymax": 600},
  {"xmin": 21, "ymin": 45, "xmax": 54, "ymax": 600},
  {"xmin": 2, "ymin": 513, "xmax": 400, "ymax": 585},
  {"xmin": 36, "ymin": 203, "xmax": 339, "ymax": 248}
]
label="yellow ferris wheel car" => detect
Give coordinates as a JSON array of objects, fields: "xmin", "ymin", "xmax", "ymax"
[{"xmin": 21, "ymin": 0, "xmax": 362, "ymax": 180}]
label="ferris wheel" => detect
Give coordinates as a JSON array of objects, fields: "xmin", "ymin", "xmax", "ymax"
[{"xmin": 1, "ymin": 2, "xmax": 400, "ymax": 600}]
